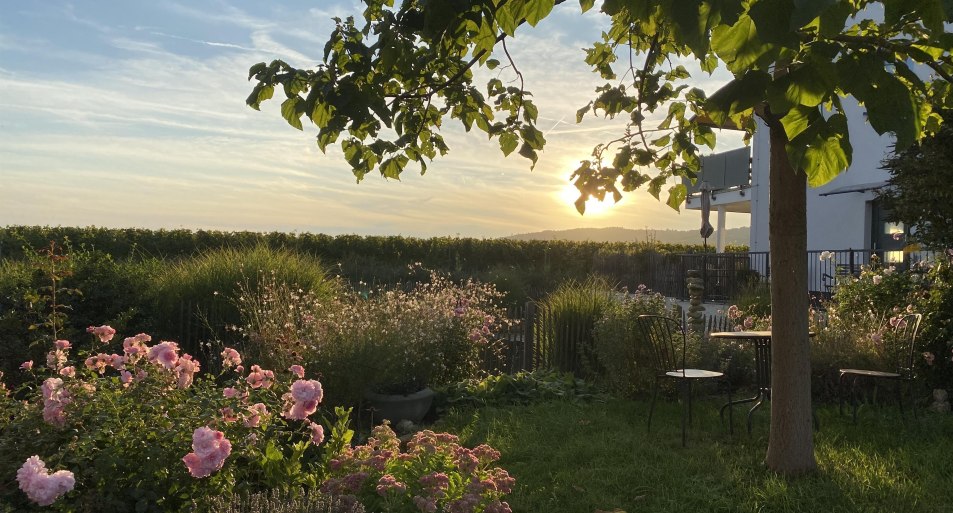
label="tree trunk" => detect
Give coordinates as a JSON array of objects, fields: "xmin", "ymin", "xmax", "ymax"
[{"xmin": 764, "ymin": 117, "xmax": 817, "ymax": 474}]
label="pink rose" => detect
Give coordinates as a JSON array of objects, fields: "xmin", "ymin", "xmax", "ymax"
[
  {"xmin": 289, "ymin": 364, "xmax": 305, "ymax": 378},
  {"xmin": 309, "ymin": 422, "xmax": 325, "ymax": 445},
  {"xmin": 182, "ymin": 427, "xmax": 231, "ymax": 478},
  {"xmin": 17, "ymin": 456, "xmax": 75, "ymax": 506},
  {"xmin": 223, "ymin": 387, "xmax": 239, "ymax": 399},
  {"xmin": 221, "ymin": 347, "xmax": 242, "ymax": 368},
  {"xmin": 59, "ymin": 366, "xmax": 75, "ymax": 378},
  {"xmin": 54, "ymin": 340, "xmax": 71, "ymax": 350},
  {"xmin": 86, "ymin": 325, "xmax": 116, "ymax": 343},
  {"xmin": 20, "ymin": 361, "xmax": 33, "ymax": 371},
  {"xmin": 148, "ymin": 341, "xmax": 180, "ymax": 369}
]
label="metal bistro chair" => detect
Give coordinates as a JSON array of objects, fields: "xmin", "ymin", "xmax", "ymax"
[
  {"xmin": 839, "ymin": 313, "xmax": 923, "ymax": 423},
  {"xmin": 637, "ymin": 315, "xmax": 733, "ymax": 446}
]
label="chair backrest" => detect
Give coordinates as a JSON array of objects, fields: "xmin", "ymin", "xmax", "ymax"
[
  {"xmin": 636, "ymin": 315, "xmax": 686, "ymax": 375},
  {"xmin": 894, "ymin": 313, "xmax": 923, "ymax": 375}
]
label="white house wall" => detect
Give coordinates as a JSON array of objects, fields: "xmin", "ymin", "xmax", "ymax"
[{"xmin": 748, "ymin": 98, "xmax": 893, "ymax": 253}]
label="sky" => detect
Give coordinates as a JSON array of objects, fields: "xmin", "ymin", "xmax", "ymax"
[{"xmin": 0, "ymin": 0, "xmax": 750, "ymax": 238}]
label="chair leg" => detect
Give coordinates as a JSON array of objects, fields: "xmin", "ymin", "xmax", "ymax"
[
  {"xmin": 726, "ymin": 379, "xmax": 734, "ymax": 435},
  {"xmin": 838, "ymin": 372, "xmax": 846, "ymax": 416},
  {"xmin": 910, "ymin": 379, "xmax": 918, "ymax": 420},
  {"xmin": 851, "ymin": 376, "xmax": 860, "ymax": 424},
  {"xmin": 687, "ymin": 380, "xmax": 694, "ymax": 428},
  {"xmin": 681, "ymin": 380, "xmax": 688, "ymax": 447},
  {"xmin": 896, "ymin": 379, "xmax": 905, "ymax": 419},
  {"xmin": 647, "ymin": 379, "xmax": 659, "ymax": 433}
]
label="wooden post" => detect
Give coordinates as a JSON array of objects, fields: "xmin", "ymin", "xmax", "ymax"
[{"xmin": 523, "ymin": 301, "xmax": 537, "ymax": 371}]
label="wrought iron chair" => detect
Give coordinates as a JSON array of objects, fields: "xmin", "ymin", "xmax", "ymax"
[
  {"xmin": 636, "ymin": 315, "xmax": 733, "ymax": 446},
  {"xmin": 839, "ymin": 313, "xmax": 923, "ymax": 423}
]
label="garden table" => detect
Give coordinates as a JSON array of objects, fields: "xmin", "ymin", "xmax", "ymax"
[{"xmin": 708, "ymin": 330, "xmax": 816, "ymax": 434}]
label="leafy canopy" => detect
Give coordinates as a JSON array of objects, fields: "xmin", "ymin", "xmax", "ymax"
[
  {"xmin": 880, "ymin": 116, "xmax": 953, "ymax": 250},
  {"xmin": 248, "ymin": 0, "xmax": 953, "ymax": 213}
]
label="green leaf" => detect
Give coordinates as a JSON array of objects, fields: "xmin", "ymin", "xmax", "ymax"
[
  {"xmin": 667, "ymin": 183, "xmax": 687, "ymax": 210},
  {"xmin": 576, "ymin": 102, "xmax": 592, "ymax": 123},
  {"xmin": 312, "ymin": 102, "xmax": 333, "ymax": 129},
  {"xmin": 246, "ymin": 84, "xmax": 274, "ymax": 110},
  {"xmin": 247, "ymin": 62, "xmax": 266, "ymax": 80},
  {"xmin": 767, "ymin": 62, "xmax": 836, "ymax": 112},
  {"xmin": 281, "ymin": 97, "xmax": 303, "ymax": 130},
  {"xmin": 580, "ymin": 0, "xmax": 596, "ymax": 12},
  {"xmin": 790, "ymin": 0, "xmax": 836, "ymax": 29},
  {"xmin": 499, "ymin": 132, "xmax": 519, "ymax": 156},
  {"xmin": 780, "ymin": 105, "xmax": 820, "ymax": 141},
  {"xmin": 705, "ymin": 71, "xmax": 771, "ymax": 126},
  {"xmin": 524, "ymin": 0, "xmax": 556, "ymax": 26},
  {"xmin": 486, "ymin": 59, "xmax": 501, "ymax": 70},
  {"xmin": 381, "ymin": 157, "xmax": 406, "ymax": 179},
  {"xmin": 518, "ymin": 142, "xmax": 539, "ymax": 168},
  {"xmin": 710, "ymin": 14, "xmax": 775, "ymax": 73},
  {"xmin": 787, "ymin": 113, "xmax": 852, "ymax": 187}
]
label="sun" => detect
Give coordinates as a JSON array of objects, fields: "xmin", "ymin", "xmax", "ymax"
[{"xmin": 557, "ymin": 182, "xmax": 618, "ymax": 217}]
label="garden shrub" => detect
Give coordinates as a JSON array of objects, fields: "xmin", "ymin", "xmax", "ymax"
[
  {"xmin": 0, "ymin": 327, "xmax": 349, "ymax": 512},
  {"xmin": 535, "ymin": 277, "xmax": 616, "ymax": 377},
  {"xmin": 434, "ymin": 369, "xmax": 604, "ymax": 411},
  {"xmin": 591, "ymin": 286, "xmax": 670, "ymax": 396},
  {"xmin": 234, "ymin": 269, "xmax": 511, "ymax": 408},
  {"xmin": 151, "ymin": 244, "xmax": 338, "ymax": 359},
  {"xmin": 322, "ymin": 424, "xmax": 514, "ymax": 513},
  {"xmin": 206, "ymin": 489, "xmax": 365, "ymax": 513}
]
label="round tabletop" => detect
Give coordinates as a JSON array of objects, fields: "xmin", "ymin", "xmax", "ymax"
[
  {"xmin": 708, "ymin": 330, "xmax": 815, "ymax": 339},
  {"xmin": 709, "ymin": 330, "xmax": 772, "ymax": 339}
]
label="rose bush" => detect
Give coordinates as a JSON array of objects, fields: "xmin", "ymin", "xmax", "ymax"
[{"xmin": 0, "ymin": 326, "xmax": 347, "ymax": 512}]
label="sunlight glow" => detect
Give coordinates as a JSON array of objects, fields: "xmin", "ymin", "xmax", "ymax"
[{"xmin": 557, "ymin": 182, "xmax": 618, "ymax": 217}]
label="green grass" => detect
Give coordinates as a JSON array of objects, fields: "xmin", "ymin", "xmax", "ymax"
[{"xmin": 436, "ymin": 397, "xmax": 953, "ymax": 513}]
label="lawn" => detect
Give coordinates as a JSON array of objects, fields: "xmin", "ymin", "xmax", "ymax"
[{"xmin": 436, "ymin": 397, "xmax": 953, "ymax": 513}]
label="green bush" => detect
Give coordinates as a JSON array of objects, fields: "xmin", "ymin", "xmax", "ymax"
[
  {"xmin": 535, "ymin": 277, "xmax": 617, "ymax": 377},
  {"xmin": 591, "ymin": 286, "xmax": 671, "ymax": 396},
  {"xmin": 434, "ymin": 370, "xmax": 604, "ymax": 410},
  {"xmin": 151, "ymin": 245, "xmax": 338, "ymax": 358}
]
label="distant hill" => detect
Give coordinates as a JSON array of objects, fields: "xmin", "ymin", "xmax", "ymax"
[{"xmin": 506, "ymin": 226, "xmax": 750, "ymax": 245}]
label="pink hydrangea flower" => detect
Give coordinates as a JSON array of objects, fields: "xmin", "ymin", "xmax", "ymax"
[
  {"xmin": 221, "ymin": 347, "xmax": 242, "ymax": 368},
  {"xmin": 289, "ymin": 364, "xmax": 305, "ymax": 378},
  {"xmin": 17, "ymin": 456, "xmax": 75, "ymax": 507},
  {"xmin": 148, "ymin": 341, "xmax": 180, "ymax": 369},
  {"xmin": 182, "ymin": 427, "xmax": 231, "ymax": 478},
  {"xmin": 86, "ymin": 325, "xmax": 116, "ymax": 343},
  {"xmin": 20, "ymin": 360, "xmax": 33, "ymax": 371}
]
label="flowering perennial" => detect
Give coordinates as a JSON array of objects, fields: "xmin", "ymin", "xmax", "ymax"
[
  {"xmin": 17, "ymin": 456, "xmax": 75, "ymax": 507},
  {"xmin": 182, "ymin": 427, "xmax": 233, "ymax": 478}
]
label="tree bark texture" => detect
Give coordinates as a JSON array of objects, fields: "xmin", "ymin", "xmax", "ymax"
[{"xmin": 764, "ymin": 117, "xmax": 817, "ymax": 474}]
